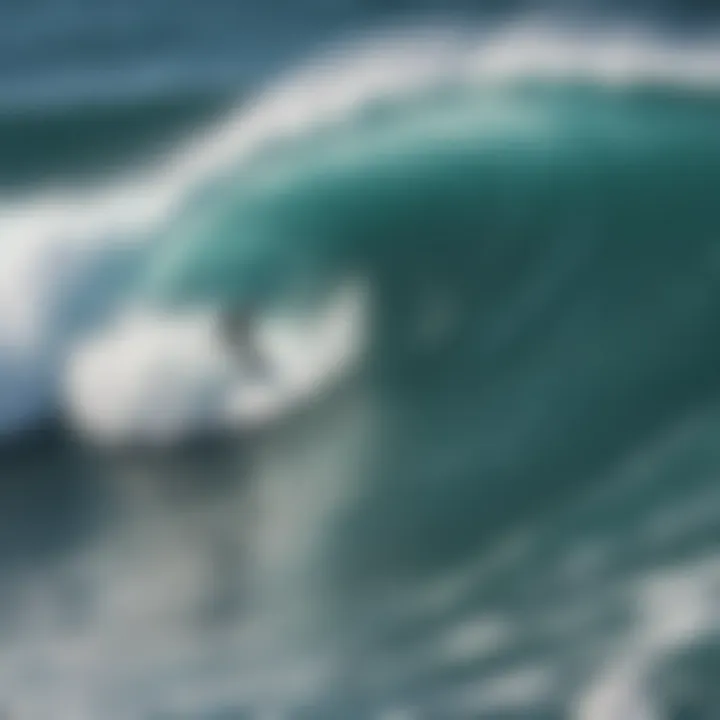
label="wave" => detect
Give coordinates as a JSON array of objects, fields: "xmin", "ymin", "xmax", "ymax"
[{"xmin": 0, "ymin": 25, "xmax": 719, "ymax": 444}]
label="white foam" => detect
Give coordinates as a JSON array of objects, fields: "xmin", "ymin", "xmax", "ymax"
[
  {"xmin": 574, "ymin": 557, "xmax": 720, "ymax": 720},
  {"xmin": 63, "ymin": 283, "xmax": 367, "ymax": 445},
  {"xmin": 0, "ymin": 191, "xmax": 157, "ymax": 435}
]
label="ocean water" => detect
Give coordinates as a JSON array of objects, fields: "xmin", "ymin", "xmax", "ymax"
[{"xmin": 1, "ymin": 1, "xmax": 720, "ymax": 718}]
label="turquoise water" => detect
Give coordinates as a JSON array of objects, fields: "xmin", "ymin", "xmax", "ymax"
[{"xmin": 1, "ymin": 7, "xmax": 720, "ymax": 718}]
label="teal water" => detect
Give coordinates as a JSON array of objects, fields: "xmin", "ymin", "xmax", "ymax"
[{"xmin": 1, "ymin": 15, "xmax": 720, "ymax": 719}]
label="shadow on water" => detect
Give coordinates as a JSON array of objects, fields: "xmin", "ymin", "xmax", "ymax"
[
  {"xmin": 0, "ymin": 421, "xmax": 257, "ymax": 567},
  {"xmin": 0, "ymin": 424, "xmax": 105, "ymax": 572}
]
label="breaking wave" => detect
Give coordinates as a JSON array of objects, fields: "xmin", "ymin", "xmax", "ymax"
[{"xmin": 0, "ymin": 25, "xmax": 718, "ymax": 446}]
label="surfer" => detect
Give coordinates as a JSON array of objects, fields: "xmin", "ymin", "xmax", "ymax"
[{"xmin": 219, "ymin": 306, "xmax": 270, "ymax": 378}]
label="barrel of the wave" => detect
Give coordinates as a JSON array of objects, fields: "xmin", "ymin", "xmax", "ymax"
[{"xmin": 64, "ymin": 77, "xmax": 720, "ymax": 444}]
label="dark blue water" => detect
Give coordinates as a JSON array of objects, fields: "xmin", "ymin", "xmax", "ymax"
[{"xmin": 1, "ymin": 1, "xmax": 720, "ymax": 718}]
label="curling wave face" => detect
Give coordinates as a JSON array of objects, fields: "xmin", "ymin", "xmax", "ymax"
[{"xmin": 0, "ymin": 27, "xmax": 718, "ymax": 445}]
